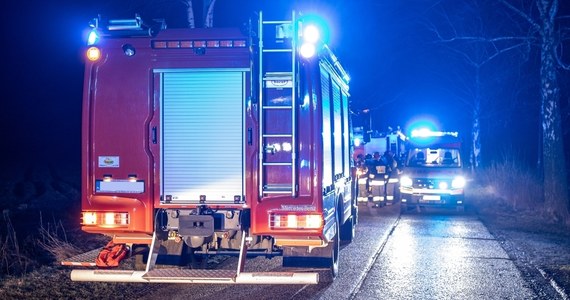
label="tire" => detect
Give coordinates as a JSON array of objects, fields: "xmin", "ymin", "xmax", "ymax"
[
  {"xmin": 337, "ymin": 197, "xmax": 358, "ymax": 245},
  {"xmin": 321, "ymin": 215, "xmax": 340, "ymax": 282},
  {"xmin": 352, "ymin": 201, "xmax": 359, "ymax": 225},
  {"xmin": 330, "ymin": 227, "xmax": 339, "ymax": 278},
  {"xmin": 340, "ymin": 214, "xmax": 355, "ymax": 245}
]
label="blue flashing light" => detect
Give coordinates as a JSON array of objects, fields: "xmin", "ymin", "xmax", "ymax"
[
  {"xmin": 411, "ymin": 128, "xmax": 458, "ymax": 138},
  {"xmin": 87, "ymin": 29, "xmax": 99, "ymax": 46},
  {"xmin": 300, "ymin": 43, "xmax": 316, "ymax": 58},
  {"xmin": 299, "ymin": 23, "xmax": 321, "ymax": 59},
  {"xmin": 406, "ymin": 117, "xmax": 440, "ymax": 136},
  {"xmin": 299, "ymin": 14, "xmax": 329, "ymax": 44},
  {"xmin": 411, "ymin": 128, "xmax": 441, "ymax": 138},
  {"xmin": 303, "ymin": 25, "xmax": 320, "ymax": 43}
]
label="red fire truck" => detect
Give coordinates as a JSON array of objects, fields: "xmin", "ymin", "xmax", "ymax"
[{"xmin": 62, "ymin": 11, "xmax": 356, "ymax": 284}]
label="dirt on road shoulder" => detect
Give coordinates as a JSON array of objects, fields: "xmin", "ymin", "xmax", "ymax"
[{"xmin": 476, "ymin": 206, "xmax": 570, "ymax": 300}]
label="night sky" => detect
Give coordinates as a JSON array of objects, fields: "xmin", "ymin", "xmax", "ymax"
[{"xmin": 2, "ymin": 0, "xmax": 568, "ymax": 169}]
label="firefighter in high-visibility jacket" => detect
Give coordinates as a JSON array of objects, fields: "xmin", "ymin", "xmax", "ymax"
[
  {"xmin": 357, "ymin": 154, "xmax": 372, "ymax": 203},
  {"xmin": 367, "ymin": 152, "xmax": 387, "ymax": 206},
  {"xmin": 381, "ymin": 150, "xmax": 399, "ymax": 205}
]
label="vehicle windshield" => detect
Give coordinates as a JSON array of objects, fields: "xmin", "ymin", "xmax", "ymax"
[{"xmin": 405, "ymin": 148, "xmax": 461, "ymax": 168}]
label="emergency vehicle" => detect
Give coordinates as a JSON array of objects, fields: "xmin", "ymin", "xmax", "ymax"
[
  {"xmin": 399, "ymin": 129, "xmax": 466, "ymax": 213},
  {"xmin": 62, "ymin": 11, "xmax": 356, "ymax": 284},
  {"xmin": 354, "ymin": 129, "xmax": 405, "ymax": 206}
]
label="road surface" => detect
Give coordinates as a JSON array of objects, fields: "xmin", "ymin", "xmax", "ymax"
[{"xmin": 138, "ymin": 204, "xmax": 539, "ymax": 299}]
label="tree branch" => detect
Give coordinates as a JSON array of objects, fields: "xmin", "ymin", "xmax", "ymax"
[{"xmin": 498, "ymin": 0, "xmax": 541, "ymax": 31}]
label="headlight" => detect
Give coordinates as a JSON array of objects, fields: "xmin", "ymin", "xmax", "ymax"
[
  {"xmin": 452, "ymin": 176, "xmax": 466, "ymax": 189},
  {"xmin": 400, "ymin": 176, "xmax": 413, "ymax": 187},
  {"xmin": 438, "ymin": 181, "xmax": 449, "ymax": 190}
]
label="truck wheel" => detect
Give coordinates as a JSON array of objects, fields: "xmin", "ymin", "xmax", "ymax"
[
  {"xmin": 340, "ymin": 198, "xmax": 356, "ymax": 245},
  {"xmin": 321, "ymin": 216, "xmax": 340, "ymax": 283},
  {"xmin": 352, "ymin": 201, "xmax": 359, "ymax": 225},
  {"xmin": 330, "ymin": 228, "xmax": 339, "ymax": 278},
  {"xmin": 340, "ymin": 215, "xmax": 355, "ymax": 245}
]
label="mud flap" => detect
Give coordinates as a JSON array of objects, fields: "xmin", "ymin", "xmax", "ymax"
[
  {"xmin": 156, "ymin": 239, "xmax": 185, "ymax": 265},
  {"xmin": 282, "ymin": 245, "xmax": 332, "ymax": 269}
]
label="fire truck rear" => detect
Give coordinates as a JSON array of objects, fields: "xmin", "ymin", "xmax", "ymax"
[{"xmin": 62, "ymin": 11, "xmax": 356, "ymax": 284}]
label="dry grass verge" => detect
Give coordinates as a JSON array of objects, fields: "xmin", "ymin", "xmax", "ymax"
[
  {"xmin": 472, "ymin": 157, "xmax": 545, "ymax": 213},
  {"xmin": 0, "ymin": 212, "xmax": 33, "ymax": 276}
]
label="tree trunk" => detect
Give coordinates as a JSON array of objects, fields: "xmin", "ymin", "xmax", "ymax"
[
  {"xmin": 185, "ymin": 0, "xmax": 195, "ymax": 28},
  {"xmin": 471, "ymin": 68, "xmax": 482, "ymax": 172},
  {"xmin": 538, "ymin": 0, "xmax": 569, "ymax": 223},
  {"xmin": 203, "ymin": 0, "xmax": 217, "ymax": 28}
]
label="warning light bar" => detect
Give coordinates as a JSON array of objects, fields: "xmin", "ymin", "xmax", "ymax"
[
  {"xmin": 410, "ymin": 128, "xmax": 458, "ymax": 138},
  {"xmin": 152, "ymin": 39, "xmax": 247, "ymax": 49}
]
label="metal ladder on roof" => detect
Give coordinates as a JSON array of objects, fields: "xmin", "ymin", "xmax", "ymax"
[{"xmin": 258, "ymin": 11, "xmax": 298, "ymax": 197}]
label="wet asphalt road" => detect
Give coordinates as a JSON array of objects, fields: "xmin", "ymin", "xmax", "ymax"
[
  {"xmin": 140, "ymin": 203, "xmax": 540, "ymax": 299},
  {"xmin": 353, "ymin": 206, "xmax": 535, "ymax": 299}
]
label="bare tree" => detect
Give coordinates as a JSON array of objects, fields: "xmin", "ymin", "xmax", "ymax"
[
  {"xmin": 500, "ymin": 0, "xmax": 570, "ymax": 223},
  {"xmin": 122, "ymin": 0, "xmax": 219, "ymax": 28},
  {"xmin": 426, "ymin": 0, "xmax": 532, "ymax": 171}
]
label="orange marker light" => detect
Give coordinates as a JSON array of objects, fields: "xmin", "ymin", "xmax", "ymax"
[{"xmin": 86, "ymin": 46, "xmax": 101, "ymax": 61}]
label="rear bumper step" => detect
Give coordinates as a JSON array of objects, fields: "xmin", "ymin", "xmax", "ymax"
[
  {"xmin": 70, "ymin": 269, "xmax": 318, "ymax": 284},
  {"xmin": 61, "ymin": 248, "xmax": 101, "ymax": 267}
]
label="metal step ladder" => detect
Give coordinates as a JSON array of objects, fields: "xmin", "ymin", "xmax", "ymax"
[{"xmin": 258, "ymin": 11, "xmax": 298, "ymax": 197}]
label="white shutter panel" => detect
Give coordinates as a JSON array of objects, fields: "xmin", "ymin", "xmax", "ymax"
[{"xmin": 162, "ymin": 71, "xmax": 244, "ymax": 204}]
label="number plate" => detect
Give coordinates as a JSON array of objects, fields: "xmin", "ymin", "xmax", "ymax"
[{"xmin": 422, "ymin": 195, "xmax": 441, "ymax": 201}]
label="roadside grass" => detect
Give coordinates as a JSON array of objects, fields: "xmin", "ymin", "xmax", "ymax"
[
  {"xmin": 470, "ymin": 156, "xmax": 570, "ymax": 235},
  {"xmin": 0, "ymin": 212, "xmax": 34, "ymax": 276},
  {"xmin": 470, "ymin": 157, "xmax": 544, "ymax": 213},
  {"xmin": 1, "ymin": 212, "xmax": 80, "ymax": 277},
  {"xmin": 36, "ymin": 214, "xmax": 82, "ymax": 264}
]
